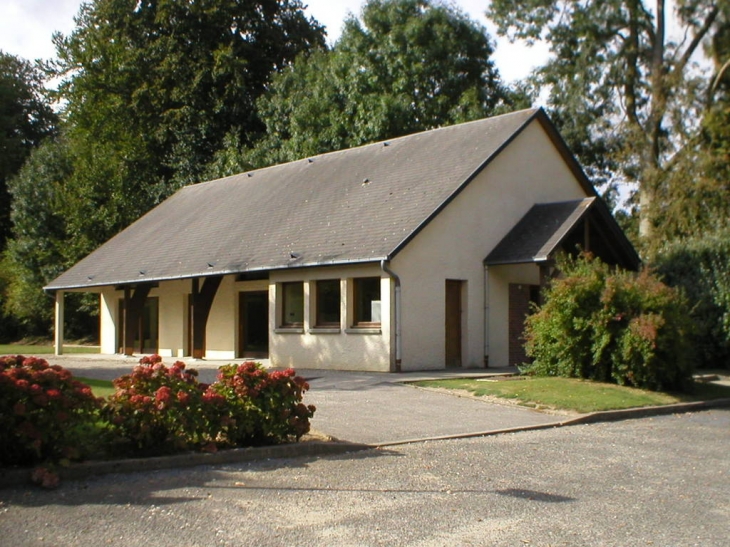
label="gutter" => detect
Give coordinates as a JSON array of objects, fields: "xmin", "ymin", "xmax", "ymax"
[{"xmin": 380, "ymin": 260, "xmax": 402, "ymax": 372}]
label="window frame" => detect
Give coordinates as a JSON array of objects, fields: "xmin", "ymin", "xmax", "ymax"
[
  {"xmin": 315, "ymin": 279, "xmax": 341, "ymax": 328},
  {"xmin": 352, "ymin": 277, "xmax": 381, "ymax": 328},
  {"xmin": 280, "ymin": 281, "xmax": 304, "ymax": 327}
]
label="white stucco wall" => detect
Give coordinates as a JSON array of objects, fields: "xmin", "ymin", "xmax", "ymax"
[
  {"xmin": 156, "ymin": 280, "xmax": 189, "ymax": 358},
  {"xmin": 391, "ymin": 120, "xmax": 588, "ymax": 370},
  {"xmin": 100, "ymin": 289, "xmax": 117, "ymax": 354},
  {"xmin": 269, "ymin": 264, "xmax": 392, "ymax": 372}
]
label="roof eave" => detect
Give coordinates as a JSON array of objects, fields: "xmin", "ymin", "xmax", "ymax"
[{"xmin": 43, "ymin": 256, "xmax": 388, "ymax": 292}]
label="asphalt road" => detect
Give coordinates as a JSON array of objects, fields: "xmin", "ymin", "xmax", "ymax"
[{"xmin": 1, "ymin": 409, "xmax": 728, "ymax": 547}]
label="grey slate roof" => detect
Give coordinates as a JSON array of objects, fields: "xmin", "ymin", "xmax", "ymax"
[{"xmin": 46, "ymin": 108, "xmax": 595, "ymax": 291}]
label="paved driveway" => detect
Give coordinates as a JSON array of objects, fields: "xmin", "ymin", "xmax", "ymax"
[
  {"xmin": 54, "ymin": 354, "xmax": 560, "ymax": 445},
  {"xmin": 301, "ymin": 370, "xmax": 561, "ymax": 445}
]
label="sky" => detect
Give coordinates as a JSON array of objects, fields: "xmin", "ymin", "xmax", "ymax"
[{"xmin": 0, "ymin": 0, "xmax": 548, "ymax": 84}]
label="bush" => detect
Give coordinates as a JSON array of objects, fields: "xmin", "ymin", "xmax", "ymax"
[
  {"xmin": 0, "ymin": 355, "xmax": 102, "ymax": 468},
  {"xmin": 103, "ymin": 356, "xmax": 315, "ymax": 456},
  {"xmin": 103, "ymin": 355, "xmax": 214, "ymax": 455},
  {"xmin": 653, "ymin": 230, "xmax": 730, "ymax": 369},
  {"xmin": 210, "ymin": 362, "xmax": 315, "ymax": 445},
  {"xmin": 523, "ymin": 255, "xmax": 694, "ymax": 392}
]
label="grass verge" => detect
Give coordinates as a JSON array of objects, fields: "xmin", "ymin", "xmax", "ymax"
[
  {"xmin": 412, "ymin": 376, "xmax": 730, "ymax": 413},
  {"xmin": 0, "ymin": 344, "xmax": 99, "ymax": 355},
  {"xmin": 76, "ymin": 377, "xmax": 115, "ymax": 399}
]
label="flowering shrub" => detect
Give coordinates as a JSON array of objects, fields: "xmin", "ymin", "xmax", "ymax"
[
  {"xmin": 523, "ymin": 254, "xmax": 694, "ymax": 392},
  {"xmin": 0, "ymin": 355, "xmax": 102, "ymax": 468},
  {"xmin": 209, "ymin": 362, "xmax": 315, "ymax": 445},
  {"xmin": 103, "ymin": 356, "xmax": 315, "ymax": 455},
  {"xmin": 103, "ymin": 355, "xmax": 212, "ymax": 455},
  {"xmin": 1, "ymin": 352, "xmax": 316, "ymax": 487}
]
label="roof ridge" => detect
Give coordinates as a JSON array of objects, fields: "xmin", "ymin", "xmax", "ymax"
[{"xmin": 185, "ymin": 108, "xmax": 542, "ymax": 191}]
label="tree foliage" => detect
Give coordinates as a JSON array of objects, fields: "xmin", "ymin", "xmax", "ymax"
[
  {"xmin": 4, "ymin": 139, "xmax": 73, "ymax": 333},
  {"xmin": 2, "ymin": 0, "xmax": 325, "ymax": 338},
  {"xmin": 52, "ymin": 0, "xmax": 326, "ymax": 192},
  {"xmin": 0, "ymin": 52, "xmax": 58, "ymax": 251},
  {"xmin": 214, "ymin": 0, "xmax": 524, "ymax": 172},
  {"xmin": 488, "ymin": 0, "xmax": 728, "ymax": 241},
  {"xmin": 654, "ymin": 229, "xmax": 730, "ymax": 369}
]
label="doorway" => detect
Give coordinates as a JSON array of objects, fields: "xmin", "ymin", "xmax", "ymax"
[
  {"xmin": 508, "ymin": 284, "xmax": 540, "ymax": 367},
  {"xmin": 238, "ymin": 291, "xmax": 269, "ymax": 358},
  {"xmin": 117, "ymin": 297, "xmax": 159, "ymax": 354},
  {"xmin": 445, "ymin": 280, "xmax": 463, "ymax": 368}
]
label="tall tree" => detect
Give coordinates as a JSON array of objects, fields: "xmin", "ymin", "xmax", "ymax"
[
  {"xmin": 488, "ymin": 0, "xmax": 727, "ymax": 241},
  {"xmin": 656, "ymin": 13, "xmax": 730, "ymax": 241},
  {"xmin": 218, "ymin": 0, "xmax": 523, "ymax": 171},
  {"xmin": 4, "ymin": 138, "xmax": 72, "ymax": 333},
  {"xmin": 53, "ymin": 0, "xmax": 326, "ymax": 194},
  {"xmin": 4, "ymin": 0, "xmax": 325, "ymax": 338},
  {"xmin": 0, "ymin": 52, "xmax": 57, "ymax": 251}
]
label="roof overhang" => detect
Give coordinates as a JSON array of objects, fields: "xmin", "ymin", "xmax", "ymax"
[{"xmin": 484, "ymin": 198, "xmax": 640, "ymax": 270}]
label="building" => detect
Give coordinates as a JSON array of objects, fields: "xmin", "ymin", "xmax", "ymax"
[{"xmin": 45, "ymin": 108, "xmax": 639, "ymax": 371}]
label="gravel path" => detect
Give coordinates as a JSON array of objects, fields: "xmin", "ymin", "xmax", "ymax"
[{"xmin": 2, "ymin": 410, "xmax": 728, "ymax": 546}]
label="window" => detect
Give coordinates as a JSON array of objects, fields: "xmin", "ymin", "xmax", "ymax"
[
  {"xmin": 281, "ymin": 282, "xmax": 304, "ymax": 326},
  {"xmin": 316, "ymin": 279, "xmax": 341, "ymax": 327},
  {"xmin": 353, "ymin": 277, "xmax": 381, "ymax": 326}
]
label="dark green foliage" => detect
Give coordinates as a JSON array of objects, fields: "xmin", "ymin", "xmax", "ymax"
[
  {"xmin": 0, "ymin": 53, "xmax": 58, "ymax": 341},
  {"xmin": 0, "ymin": 52, "xmax": 58, "ymax": 252},
  {"xmin": 214, "ymin": 0, "xmax": 524, "ymax": 172},
  {"xmin": 4, "ymin": 139, "xmax": 72, "ymax": 334},
  {"xmin": 53, "ymin": 0, "xmax": 326, "ymax": 189},
  {"xmin": 653, "ymin": 230, "xmax": 730, "ymax": 369},
  {"xmin": 523, "ymin": 254, "xmax": 694, "ymax": 392}
]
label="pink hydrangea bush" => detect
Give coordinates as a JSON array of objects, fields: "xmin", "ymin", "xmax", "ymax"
[
  {"xmin": 104, "ymin": 356, "xmax": 316, "ymax": 455},
  {"xmin": 103, "ymin": 355, "xmax": 212, "ymax": 455},
  {"xmin": 0, "ymin": 355, "xmax": 102, "ymax": 468},
  {"xmin": 209, "ymin": 362, "xmax": 315, "ymax": 445}
]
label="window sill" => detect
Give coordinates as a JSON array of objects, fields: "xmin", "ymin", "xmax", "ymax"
[
  {"xmin": 274, "ymin": 327, "xmax": 304, "ymax": 334},
  {"xmin": 345, "ymin": 327, "xmax": 382, "ymax": 335},
  {"xmin": 309, "ymin": 327, "xmax": 341, "ymax": 334}
]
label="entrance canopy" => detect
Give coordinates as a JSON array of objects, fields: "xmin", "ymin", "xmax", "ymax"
[{"xmin": 484, "ymin": 198, "xmax": 640, "ymax": 270}]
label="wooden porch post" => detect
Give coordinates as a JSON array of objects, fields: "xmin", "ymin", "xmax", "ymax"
[
  {"xmin": 190, "ymin": 276, "xmax": 223, "ymax": 359},
  {"xmin": 123, "ymin": 284, "xmax": 153, "ymax": 356},
  {"xmin": 54, "ymin": 291, "xmax": 64, "ymax": 356}
]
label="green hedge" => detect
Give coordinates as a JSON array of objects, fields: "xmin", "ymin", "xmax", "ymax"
[{"xmin": 653, "ymin": 229, "xmax": 730, "ymax": 369}]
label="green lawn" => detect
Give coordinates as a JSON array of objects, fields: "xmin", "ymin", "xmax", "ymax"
[
  {"xmin": 0, "ymin": 344, "xmax": 99, "ymax": 355},
  {"xmin": 76, "ymin": 376, "xmax": 116, "ymax": 399},
  {"xmin": 412, "ymin": 376, "xmax": 730, "ymax": 413}
]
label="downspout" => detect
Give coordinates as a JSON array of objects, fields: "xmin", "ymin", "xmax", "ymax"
[
  {"xmin": 484, "ymin": 265, "xmax": 490, "ymax": 368},
  {"xmin": 381, "ymin": 259, "xmax": 402, "ymax": 372}
]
